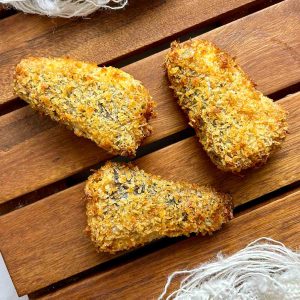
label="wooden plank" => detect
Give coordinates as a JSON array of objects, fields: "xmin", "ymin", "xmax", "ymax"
[
  {"xmin": 1, "ymin": 0, "xmax": 299, "ymax": 203},
  {"xmin": 41, "ymin": 189, "xmax": 300, "ymax": 300},
  {"xmin": 0, "ymin": 92, "xmax": 298, "ymax": 295},
  {"xmin": 0, "ymin": 14, "xmax": 68, "ymax": 53},
  {"xmin": 0, "ymin": 0, "xmax": 263, "ymax": 105}
]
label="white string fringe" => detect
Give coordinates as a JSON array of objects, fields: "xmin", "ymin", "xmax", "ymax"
[
  {"xmin": 159, "ymin": 238, "xmax": 300, "ymax": 300},
  {"xmin": 0, "ymin": 0, "xmax": 127, "ymax": 17}
]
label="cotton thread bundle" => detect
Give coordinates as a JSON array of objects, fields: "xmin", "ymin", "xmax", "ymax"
[
  {"xmin": 0, "ymin": 0, "xmax": 127, "ymax": 17},
  {"xmin": 159, "ymin": 238, "xmax": 300, "ymax": 300}
]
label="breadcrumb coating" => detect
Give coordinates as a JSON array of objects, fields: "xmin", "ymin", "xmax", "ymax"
[
  {"xmin": 85, "ymin": 162, "xmax": 233, "ymax": 254},
  {"xmin": 14, "ymin": 57, "xmax": 156, "ymax": 156},
  {"xmin": 165, "ymin": 40, "xmax": 288, "ymax": 172}
]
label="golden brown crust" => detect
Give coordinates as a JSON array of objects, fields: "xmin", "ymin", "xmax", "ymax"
[
  {"xmin": 14, "ymin": 57, "xmax": 156, "ymax": 156},
  {"xmin": 165, "ymin": 40, "xmax": 288, "ymax": 172},
  {"xmin": 85, "ymin": 162, "xmax": 233, "ymax": 254}
]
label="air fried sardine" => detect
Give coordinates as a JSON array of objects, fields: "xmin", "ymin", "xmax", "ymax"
[
  {"xmin": 85, "ymin": 162, "xmax": 233, "ymax": 253},
  {"xmin": 14, "ymin": 57, "xmax": 156, "ymax": 156},
  {"xmin": 165, "ymin": 40, "xmax": 288, "ymax": 172}
]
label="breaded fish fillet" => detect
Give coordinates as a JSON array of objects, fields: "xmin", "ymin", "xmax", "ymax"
[
  {"xmin": 165, "ymin": 40, "xmax": 288, "ymax": 172},
  {"xmin": 14, "ymin": 57, "xmax": 156, "ymax": 156},
  {"xmin": 85, "ymin": 162, "xmax": 233, "ymax": 253}
]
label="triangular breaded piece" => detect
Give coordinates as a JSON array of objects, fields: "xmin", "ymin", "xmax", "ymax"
[
  {"xmin": 165, "ymin": 40, "xmax": 288, "ymax": 172},
  {"xmin": 85, "ymin": 162, "xmax": 233, "ymax": 253},
  {"xmin": 14, "ymin": 57, "xmax": 156, "ymax": 156}
]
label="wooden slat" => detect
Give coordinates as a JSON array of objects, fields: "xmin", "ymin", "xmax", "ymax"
[
  {"xmin": 1, "ymin": 0, "xmax": 299, "ymax": 203},
  {"xmin": 41, "ymin": 189, "xmax": 300, "ymax": 300},
  {"xmin": 0, "ymin": 92, "xmax": 298, "ymax": 295},
  {"xmin": 0, "ymin": 0, "xmax": 264, "ymax": 105},
  {"xmin": 0, "ymin": 15, "xmax": 68, "ymax": 54}
]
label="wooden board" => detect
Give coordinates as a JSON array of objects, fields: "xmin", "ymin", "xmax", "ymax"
[
  {"xmin": 1, "ymin": 0, "xmax": 299, "ymax": 203},
  {"xmin": 0, "ymin": 92, "xmax": 298, "ymax": 295},
  {"xmin": 0, "ymin": 15, "xmax": 67, "ymax": 55},
  {"xmin": 0, "ymin": 0, "xmax": 263, "ymax": 105},
  {"xmin": 41, "ymin": 189, "xmax": 300, "ymax": 300}
]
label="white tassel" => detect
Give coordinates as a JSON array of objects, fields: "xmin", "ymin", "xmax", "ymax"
[
  {"xmin": 0, "ymin": 0, "xmax": 128, "ymax": 17},
  {"xmin": 159, "ymin": 238, "xmax": 300, "ymax": 300}
]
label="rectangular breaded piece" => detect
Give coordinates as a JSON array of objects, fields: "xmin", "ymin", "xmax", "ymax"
[
  {"xmin": 85, "ymin": 162, "xmax": 233, "ymax": 254},
  {"xmin": 14, "ymin": 57, "xmax": 156, "ymax": 156},
  {"xmin": 165, "ymin": 40, "xmax": 288, "ymax": 172}
]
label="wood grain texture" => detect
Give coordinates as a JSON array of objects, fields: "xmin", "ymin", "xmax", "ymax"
[
  {"xmin": 0, "ymin": 93, "xmax": 298, "ymax": 295},
  {"xmin": 0, "ymin": 0, "xmax": 262, "ymax": 105},
  {"xmin": 41, "ymin": 189, "xmax": 300, "ymax": 300},
  {"xmin": 0, "ymin": 14, "xmax": 68, "ymax": 54},
  {"xmin": 1, "ymin": 0, "xmax": 299, "ymax": 203}
]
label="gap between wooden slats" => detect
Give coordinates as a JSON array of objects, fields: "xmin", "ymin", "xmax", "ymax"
[
  {"xmin": 0, "ymin": 0, "xmax": 299, "ymax": 204},
  {"xmin": 39, "ymin": 189, "xmax": 300, "ymax": 300},
  {"xmin": 0, "ymin": 4, "xmax": 16, "ymax": 19},
  {"xmin": 0, "ymin": 91, "xmax": 299, "ymax": 296}
]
